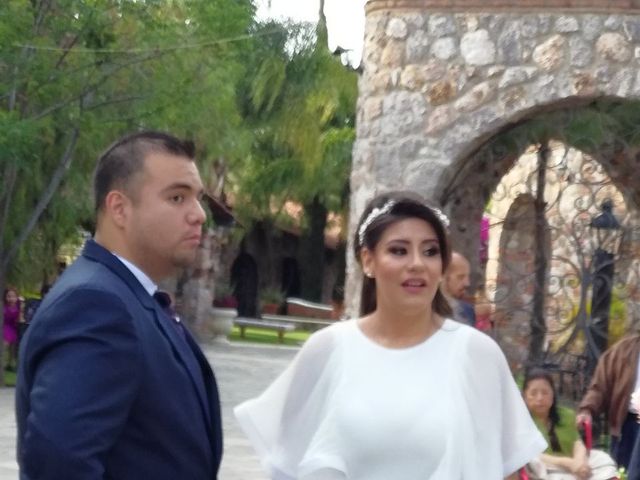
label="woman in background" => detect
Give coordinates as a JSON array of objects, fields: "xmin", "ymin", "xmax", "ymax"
[
  {"xmin": 523, "ymin": 368, "xmax": 617, "ymax": 479},
  {"xmin": 3, "ymin": 287, "xmax": 21, "ymax": 371}
]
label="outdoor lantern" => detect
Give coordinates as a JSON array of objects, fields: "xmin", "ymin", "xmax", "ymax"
[
  {"xmin": 589, "ymin": 199, "xmax": 622, "ymax": 255},
  {"xmin": 586, "ymin": 198, "xmax": 622, "ymax": 375}
]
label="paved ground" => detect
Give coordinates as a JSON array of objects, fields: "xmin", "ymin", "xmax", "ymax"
[{"xmin": 0, "ymin": 340, "xmax": 299, "ymax": 480}]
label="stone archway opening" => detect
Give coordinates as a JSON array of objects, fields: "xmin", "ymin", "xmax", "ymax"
[{"xmin": 440, "ymin": 98, "xmax": 640, "ymax": 382}]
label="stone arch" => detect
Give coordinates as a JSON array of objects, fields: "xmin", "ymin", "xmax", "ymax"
[
  {"xmin": 348, "ymin": 2, "xmax": 640, "ymax": 313},
  {"xmin": 439, "ymin": 98, "xmax": 640, "ymax": 290}
]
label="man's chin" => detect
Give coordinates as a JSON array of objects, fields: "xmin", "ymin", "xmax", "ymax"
[{"xmin": 174, "ymin": 252, "xmax": 199, "ymax": 269}]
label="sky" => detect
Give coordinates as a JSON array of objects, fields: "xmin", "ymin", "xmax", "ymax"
[{"xmin": 255, "ymin": 0, "xmax": 366, "ymax": 63}]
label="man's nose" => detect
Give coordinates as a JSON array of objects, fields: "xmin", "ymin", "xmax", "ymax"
[{"xmin": 189, "ymin": 198, "xmax": 207, "ymax": 224}]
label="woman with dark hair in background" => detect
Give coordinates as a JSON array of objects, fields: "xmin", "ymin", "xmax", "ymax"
[
  {"xmin": 523, "ymin": 369, "xmax": 617, "ymax": 479},
  {"xmin": 235, "ymin": 190, "xmax": 545, "ymax": 479},
  {"xmin": 3, "ymin": 286, "xmax": 21, "ymax": 371}
]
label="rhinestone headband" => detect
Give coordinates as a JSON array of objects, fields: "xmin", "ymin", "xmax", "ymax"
[
  {"xmin": 358, "ymin": 200, "xmax": 396, "ymax": 246},
  {"xmin": 357, "ymin": 200, "xmax": 450, "ymax": 247},
  {"xmin": 431, "ymin": 207, "xmax": 450, "ymax": 228}
]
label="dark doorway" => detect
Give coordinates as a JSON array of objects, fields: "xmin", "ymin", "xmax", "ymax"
[{"xmin": 281, "ymin": 257, "xmax": 301, "ymax": 298}]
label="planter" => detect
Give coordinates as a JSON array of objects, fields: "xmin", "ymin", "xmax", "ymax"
[
  {"xmin": 261, "ymin": 303, "xmax": 280, "ymax": 315},
  {"xmin": 208, "ymin": 307, "xmax": 236, "ymax": 343}
]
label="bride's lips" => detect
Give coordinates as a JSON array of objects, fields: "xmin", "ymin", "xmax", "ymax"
[{"xmin": 402, "ymin": 278, "xmax": 427, "ymax": 293}]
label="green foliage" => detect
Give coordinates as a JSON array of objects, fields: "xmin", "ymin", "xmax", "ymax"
[
  {"xmin": 608, "ymin": 286, "xmax": 628, "ymax": 345},
  {"xmin": 491, "ymin": 99, "xmax": 640, "ymax": 160},
  {"xmin": 0, "ymin": 0, "xmax": 255, "ymax": 290},
  {"xmin": 228, "ymin": 325, "xmax": 310, "ymax": 346},
  {"xmin": 550, "ymin": 286, "xmax": 629, "ymax": 353},
  {"xmin": 260, "ymin": 286, "xmax": 285, "ymax": 304},
  {"xmin": 230, "ymin": 18, "xmax": 358, "ymax": 227}
]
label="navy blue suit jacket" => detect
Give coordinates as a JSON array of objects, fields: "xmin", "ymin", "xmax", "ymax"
[{"xmin": 16, "ymin": 240, "xmax": 223, "ymax": 479}]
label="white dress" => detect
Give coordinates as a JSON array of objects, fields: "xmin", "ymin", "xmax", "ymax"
[{"xmin": 234, "ymin": 319, "xmax": 547, "ymax": 479}]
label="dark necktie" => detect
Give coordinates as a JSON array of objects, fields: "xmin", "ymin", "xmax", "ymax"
[{"xmin": 153, "ymin": 290, "xmax": 185, "ymax": 340}]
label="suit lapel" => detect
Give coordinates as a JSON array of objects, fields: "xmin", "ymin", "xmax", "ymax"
[
  {"xmin": 81, "ymin": 239, "xmax": 215, "ymax": 433},
  {"xmin": 183, "ymin": 329, "xmax": 223, "ymax": 460},
  {"xmin": 150, "ymin": 304, "xmax": 213, "ymax": 426}
]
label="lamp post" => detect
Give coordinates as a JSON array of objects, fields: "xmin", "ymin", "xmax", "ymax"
[{"xmin": 586, "ymin": 199, "xmax": 622, "ymax": 375}]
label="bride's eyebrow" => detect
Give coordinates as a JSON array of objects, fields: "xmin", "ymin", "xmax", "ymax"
[{"xmin": 384, "ymin": 238, "xmax": 439, "ymax": 245}]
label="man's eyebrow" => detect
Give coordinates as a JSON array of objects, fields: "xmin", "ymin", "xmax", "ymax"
[{"xmin": 161, "ymin": 182, "xmax": 199, "ymax": 192}]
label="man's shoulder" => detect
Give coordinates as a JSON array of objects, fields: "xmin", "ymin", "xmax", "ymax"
[
  {"xmin": 607, "ymin": 334, "xmax": 640, "ymax": 357},
  {"xmin": 36, "ymin": 259, "xmax": 131, "ymax": 318}
]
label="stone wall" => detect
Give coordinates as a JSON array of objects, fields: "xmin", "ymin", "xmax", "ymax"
[{"xmin": 348, "ymin": 2, "xmax": 640, "ymax": 315}]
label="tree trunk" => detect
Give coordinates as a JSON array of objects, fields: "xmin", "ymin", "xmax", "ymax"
[
  {"xmin": 2, "ymin": 128, "xmax": 79, "ymax": 271},
  {"xmin": 528, "ymin": 142, "xmax": 549, "ymax": 365},
  {"xmin": 299, "ymin": 196, "xmax": 327, "ymax": 302},
  {"xmin": 0, "ymin": 267, "xmax": 5, "ymax": 386}
]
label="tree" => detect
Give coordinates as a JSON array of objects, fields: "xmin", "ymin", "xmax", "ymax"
[
  {"xmin": 230, "ymin": 6, "xmax": 357, "ymax": 300},
  {"xmin": 0, "ymin": 0, "xmax": 255, "ymax": 381}
]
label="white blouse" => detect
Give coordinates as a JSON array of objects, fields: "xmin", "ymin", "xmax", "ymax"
[{"xmin": 235, "ymin": 319, "xmax": 546, "ymax": 479}]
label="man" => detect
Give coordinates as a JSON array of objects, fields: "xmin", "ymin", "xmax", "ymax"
[
  {"xmin": 576, "ymin": 334, "xmax": 640, "ymax": 470},
  {"xmin": 16, "ymin": 131, "xmax": 222, "ymax": 479},
  {"xmin": 442, "ymin": 251, "xmax": 476, "ymax": 327}
]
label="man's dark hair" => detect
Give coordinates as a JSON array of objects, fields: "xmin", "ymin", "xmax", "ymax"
[{"xmin": 93, "ymin": 131, "xmax": 195, "ymax": 212}]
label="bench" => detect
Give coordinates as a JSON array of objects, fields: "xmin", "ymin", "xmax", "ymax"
[
  {"xmin": 285, "ymin": 297, "xmax": 334, "ymax": 319},
  {"xmin": 234, "ymin": 317, "xmax": 296, "ymax": 343},
  {"xmin": 262, "ymin": 313, "xmax": 334, "ymax": 332}
]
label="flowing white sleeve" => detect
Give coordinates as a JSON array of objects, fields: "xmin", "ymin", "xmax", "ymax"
[
  {"xmin": 234, "ymin": 325, "xmax": 344, "ymax": 480},
  {"xmin": 458, "ymin": 330, "xmax": 548, "ymax": 478}
]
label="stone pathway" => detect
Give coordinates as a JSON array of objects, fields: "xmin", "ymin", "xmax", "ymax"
[{"xmin": 0, "ymin": 340, "xmax": 299, "ymax": 480}]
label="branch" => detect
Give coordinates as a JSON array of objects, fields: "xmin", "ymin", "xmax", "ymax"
[
  {"xmin": 0, "ymin": 163, "xmax": 18, "ymax": 254},
  {"xmin": 83, "ymin": 94, "xmax": 148, "ymax": 111},
  {"xmin": 2, "ymin": 128, "xmax": 79, "ymax": 270},
  {"xmin": 27, "ymin": 51, "xmax": 162, "ymax": 122}
]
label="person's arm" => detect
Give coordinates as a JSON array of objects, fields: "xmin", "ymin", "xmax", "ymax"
[
  {"xmin": 577, "ymin": 347, "xmax": 615, "ymax": 422},
  {"xmin": 461, "ymin": 332, "xmax": 547, "ymax": 477},
  {"xmin": 235, "ymin": 324, "xmax": 339, "ymax": 479},
  {"xmin": 539, "ymin": 441, "xmax": 590, "ymax": 479},
  {"xmin": 504, "ymin": 473, "xmax": 519, "ymax": 480},
  {"xmin": 19, "ymin": 289, "xmax": 141, "ymax": 479}
]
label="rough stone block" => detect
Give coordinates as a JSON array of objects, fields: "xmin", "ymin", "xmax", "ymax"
[
  {"xmin": 386, "ymin": 18, "xmax": 408, "ymax": 39},
  {"xmin": 431, "ymin": 37, "xmax": 458, "ymax": 60},
  {"xmin": 596, "ymin": 32, "xmax": 632, "ymax": 62},
  {"xmin": 461, "ymin": 29, "xmax": 497, "ymax": 66},
  {"xmin": 533, "ymin": 35, "xmax": 566, "ymax": 71}
]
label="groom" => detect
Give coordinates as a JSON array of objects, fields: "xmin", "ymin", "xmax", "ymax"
[{"xmin": 16, "ymin": 131, "xmax": 223, "ymax": 479}]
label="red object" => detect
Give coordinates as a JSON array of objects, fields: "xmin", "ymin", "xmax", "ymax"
[
  {"xmin": 578, "ymin": 418, "xmax": 593, "ymax": 454},
  {"xmin": 213, "ymin": 295, "xmax": 238, "ymax": 308}
]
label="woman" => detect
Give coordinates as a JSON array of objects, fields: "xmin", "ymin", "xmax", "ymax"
[
  {"xmin": 523, "ymin": 369, "xmax": 618, "ymax": 480},
  {"xmin": 235, "ymin": 191, "xmax": 546, "ymax": 479},
  {"xmin": 3, "ymin": 287, "xmax": 21, "ymax": 371}
]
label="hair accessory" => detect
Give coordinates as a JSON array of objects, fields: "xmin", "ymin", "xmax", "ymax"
[
  {"xmin": 358, "ymin": 200, "xmax": 396, "ymax": 246},
  {"xmin": 358, "ymin": 200, "xmax": 450, "ymax": 246},
  {"xmin": 430, "ymin": 206, "xmax": 450, "ymax": 228}
]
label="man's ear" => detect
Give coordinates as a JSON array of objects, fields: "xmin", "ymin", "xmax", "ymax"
[{"xmin": 103, "ymin": 190, "xmax": 130, "ymax": 228}]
